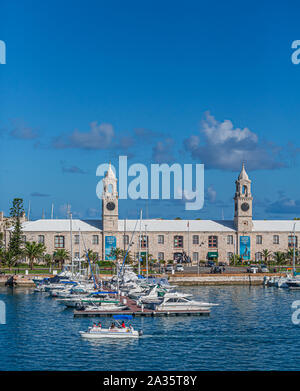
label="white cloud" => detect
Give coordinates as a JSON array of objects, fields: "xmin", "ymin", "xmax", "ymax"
[{"xmin": 184, "ymin": 112, "xmax": 284, "ymax": 171}]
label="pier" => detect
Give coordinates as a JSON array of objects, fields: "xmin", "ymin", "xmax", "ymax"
[{"xmin": 73, "ymin": 293, "xmax": 210, "ymax": 317}]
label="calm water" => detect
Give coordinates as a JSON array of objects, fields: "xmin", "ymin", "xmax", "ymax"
[{"xmin": 0, "ymin": 285, "xmax": 299, "ymax": 371}]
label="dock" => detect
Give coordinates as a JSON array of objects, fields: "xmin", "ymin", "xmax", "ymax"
[
  {"xmin": 74, "ymin": 309, "xmax": 210, "ymax": 317},
  {"xmin": 73, "ymin": 293, "xmax": 210, "ymax": 317}
]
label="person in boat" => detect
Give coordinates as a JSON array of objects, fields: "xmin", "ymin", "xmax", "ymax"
[
  {"xmin": 97, "ymin": 322, "xmax": 102, "ymax": 328},
  {"xmin": 121, "ymin": 321, "xmax": 126, "ymax": 328},
  {"xmin": 110, "ymin": 322, "xmax": 115, "ymax": 329},
  {"xmin": 92, "ymin": 322, "xmax": 97, "ymax": 329}
]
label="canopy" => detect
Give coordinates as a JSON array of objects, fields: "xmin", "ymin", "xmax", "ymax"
[
  {"xmin": 92, "ymin": 291, "xmax": 118, "ymax": 295},
  {"xmin": 113, "ymin": 315, "xmax": 133, "ymax": 320}
]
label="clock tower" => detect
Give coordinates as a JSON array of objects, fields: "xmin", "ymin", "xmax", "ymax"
[
  {"xmin": 234, "ymin": 163, "xmax": 253, "ymax": 232},
  {"xmin": 102, "ymin": 162, "xmax": 119, "ymax": 234}
]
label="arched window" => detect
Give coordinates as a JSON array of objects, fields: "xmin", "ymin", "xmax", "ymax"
[
  {"xmin": 242, "ymin": 185, "xmax": 248, "ymax": 196},
  {"xmin": 255, "ymin": 252, "xmax": 262, "ymax": 261}
]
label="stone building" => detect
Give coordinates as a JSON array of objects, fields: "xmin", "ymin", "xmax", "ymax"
[{"xmin": 3, "ymin": 164, "xmax": 300, "ymax": 264}]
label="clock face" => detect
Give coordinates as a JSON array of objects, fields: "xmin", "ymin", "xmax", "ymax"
[
  {"xmin": 106, "ymin": 202, "xmax": 115, "ymax": 211},
  {"xmin": 241, "ymin": 202, "xmax": 249, "ymax": 212}
]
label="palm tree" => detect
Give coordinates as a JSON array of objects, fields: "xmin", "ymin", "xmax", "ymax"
[
  {"xmin": 120, "ymin": 249, "xmax": 132, "ymax": 264},
  {"xmin": 44, "ymin": 253, "xmax": 53, "ymax": 272},
  {"xmin": 262, "ymin": 249, "xmax": 272, "ymax": 266},
  {"xmin": 230, "ymin": 253, "xmax": 241, "ymax": 266},
  {"xmin": 110, "ymin": 247, "xmax": 123, "ymax": 263},
  {"xmin": 24, "ymin": 241, "xmax": 46, "ymax": 270},
  {"xmin": 86, "ymin": 250, "xmax": 98, "ymax": 264},
  {"xmin": 1, "ymin": 249, "xmax": 18, "ymax": 271},
  {"xmin": 53, "ymin": 249, "xmax": 70, "ymax": 269},
  {"xmin": 273, "ymin": 251, "xmax": 286, "ymax": 266},
  {"xmin": 286, "ymin": 248, "xmax": 298, "ymax": 266}
]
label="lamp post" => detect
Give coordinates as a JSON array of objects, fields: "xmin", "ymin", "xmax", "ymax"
[{"xmin": 198, "ymin": 241, "xmax": 204, "ymax": 275}]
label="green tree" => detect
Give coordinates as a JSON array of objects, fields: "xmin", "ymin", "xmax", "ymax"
[
  {"xmin": 1, "ymin": 249, "xmax": 18, "ymax": 271},
  {"xmin": 53, "ymin": 249, "xmax": 70, "ymax": 269},
  {"xmin": 86, "ymin": 249, "xmax": 98, "ymax": 263},
  {"xmin": 44, "ymin": 253, "xmax": 53, "ymax": 271},
  {"xmin": 273, "ymin": 251, "xmax": 286, "ymax": 265},
  {"xmin": 110, "ymin": 247, "xmax": 123, "ymax": 263},
  {"xmin": 174, "ymin": 217, "xmax": 182, "ymax": 220},
  {"xmin": 230, "ymin": 253, "xmax": 241, "ymax": 265},
  {"xmin": 24, "ymin": 241, "xmax": 46, "ymax": 270},
  {"xmin": 262, "ymin": 249, "xmax": 272, "ymax": 265},
  {"xmin": 8, "ymin": 198, "xmax": 25, "ymax": 259},
  {"xmin": 286, "ymin": 248, "xmax": 298, "ymax": 265}
]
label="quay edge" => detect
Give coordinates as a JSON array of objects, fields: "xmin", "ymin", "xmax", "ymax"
[{"xmin": 168, "ymin": 273, "xmax": 285, "ymax": 286}]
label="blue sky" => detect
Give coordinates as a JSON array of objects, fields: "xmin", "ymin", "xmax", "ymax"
[{"xmin": 1, "ymin": 0, "xmax": 300, "ymax": 221}]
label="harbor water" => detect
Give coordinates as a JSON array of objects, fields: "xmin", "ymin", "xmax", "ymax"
[{"xmin": 0, "ymin": 285, "xmax": 299, "ymax": 371}]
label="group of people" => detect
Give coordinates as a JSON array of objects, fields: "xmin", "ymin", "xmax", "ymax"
[
  {"xmin": 92, "ymin": 322, "xmax": 102, "ymax": 329},
  {"xmin": 91, "ymin": 320, "xmax": 133, "ymax": 331},
  {"xmin": 110, "ymin": 321, "xmax": 126, "ymax": 329}
]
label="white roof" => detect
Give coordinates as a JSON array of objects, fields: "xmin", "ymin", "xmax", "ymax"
[
  {"xmin": 15, "ymin": 218, "xmax": 300, "ymax": 233},
  {"xmin": 19, "ymin": 219, "xmax": 102, "ymax": 232},
  {"xmin": 118, "ymin": 219, "xmax": 235, "ymax": 232},
  {"xmin": 252, "ymin": 220, "xmax": 300, "ymax": 232}
]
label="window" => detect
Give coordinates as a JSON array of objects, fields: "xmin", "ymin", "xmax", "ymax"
[
  {"xmin": 74, "ymin": 235, "xmax": 79, "ymax": 244},
  {"xmin": 74, "ymin": 252, "xmax": 80, "ymax": 259},
  {"xmin": 158, "ymin": 235, "xmax": 164, "ymax": 244},
  {"xmin": 123, "ymin": 235, "xmax": 129, "ymax": 246},
  {"xmin": 192, "ymin": 252, "xmax": 199, "ymax": 262},
  {"xmin": 273, "ymin": 235, "xmax": 279, "ymax": 245},
  {"xmin": 38, "ymin": 235, "xmax": 45, "ymax": 244},
  {"xmin": 288, "ymin": 235, "xmax": 298, "ymax": 248},
  {"xmin": 193, "ymin": 235, "xmax": 199, "ymax": 245},
  {"xmin": 54, "ymin": 235, "xmax": 65, "ymax": 248},
  {"xmin": 158, "ymin": 252, "xmax": 164, "ymax": 261},
  {"xmin": 94, "ymin": 252, "xmax": 99, "ymax": 261},
  {"xmin": 140, "ymin": 235, "xmax": 148, "ymax": 248},
  {"xmin": 256, "ymin": 235, "xmax": 262, "ymax": 245},
  {"xmin": 208, "ymin": 236, "xmax": 218, "ymax": 248},
  {"xmin": 227, "ymin": 235, "xmax": 233, "ymax": 245},
  {"xmin": 255, "ymin": 252, "xmax": 262, "ymax": 261},
  {"xmin": 227, "ymin": 252, "xmax": 233, "ymax": 262},
  {"xmin": 174, "ymin": 235, "xmax": 184, "ymax": 248},
  {"xmin": 92, "ymin": 235, "xmax": 99, "ymax": 245}
]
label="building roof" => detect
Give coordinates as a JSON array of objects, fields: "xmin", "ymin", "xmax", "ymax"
[
  {"xmin": 118, "ymin": 219, "xmax": 235, "ymax": 232},
  {"xmin": 18, "ymin": 219, "xmax": 102, "ymax": 232},
  {"xmin": 252, "ymin": 220, "xmax": 300, "ymax": 232},
  {"xmin": 238, "ymin": 163, "xmax": 250, "ymax": 181},
  {"xmin": 15, "ymin": 218, "xmax": 300, "ymax": 233}
]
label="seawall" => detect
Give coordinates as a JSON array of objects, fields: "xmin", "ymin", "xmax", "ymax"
[{"xmin": 168, "ymin": 273, "xmax": 284, "ymax": 286}]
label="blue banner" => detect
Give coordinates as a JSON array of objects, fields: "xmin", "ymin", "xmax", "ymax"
[
  {"xmin": 105, "ymin": 236, "xmax": 116, "ymax": 260},
  {"xmin": 240, "ymin": 236, "xmax": 251, "ymax": 261}
]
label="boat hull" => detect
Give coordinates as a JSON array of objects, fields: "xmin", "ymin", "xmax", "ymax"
[{"xmin": 79, "ymin": 329, "xmax": 140, "ymax": 338}]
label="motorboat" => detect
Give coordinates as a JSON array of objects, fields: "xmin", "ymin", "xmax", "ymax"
[
  {"xmin": 58, "ymin": 291, "xmax": 120, "ymax": 308},
  {"xmin": 78, "ymin": 303, "xmax": 128, "ymax": 312},
  {"xmin": 79, "ymin": 315, "xmax": 142, "ymax": 339},
  {"xmin": 151, "ymin": 292, "xmax": 218, "ymax": 312}
]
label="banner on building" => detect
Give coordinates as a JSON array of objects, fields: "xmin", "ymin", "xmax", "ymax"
[
  {"xmin": 240, "ymin": 236, "xmax": 251, "ymax": 261},
  {"xmin": 105, "ymin": 236, "xmax": 116, "ymax": 260}
]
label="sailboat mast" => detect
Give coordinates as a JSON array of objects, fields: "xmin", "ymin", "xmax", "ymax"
[
  {"xmin": 138, "ymin": 209, "xmax": 142, "ymax": 276},
  {"xmin": 70, "ymin": 211, "xmax": 73, "ymax": 276},
  {"xmin": 293, "ymin": 223, "xmax": 296, "ymax": 276}
]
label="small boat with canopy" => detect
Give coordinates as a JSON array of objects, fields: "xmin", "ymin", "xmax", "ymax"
[{"xmin": 79, "ymin": 315, "xmax": 143, "ymax": 339}]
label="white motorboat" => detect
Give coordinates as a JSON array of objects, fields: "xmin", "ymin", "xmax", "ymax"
[
  {"xmin": 58, "ymin": 292, "xmax": 120, "ymax": 308},
  {"xmin": 79, "ymin": 303, "xmax": 128, "ymax": 312},
  {"xmin": 79, "ymin": 316, "xmax": 142, "ymax": 339},
  {"xmin": 153, "ymin": 292, "xmax": 218, "ymax": 312}
]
